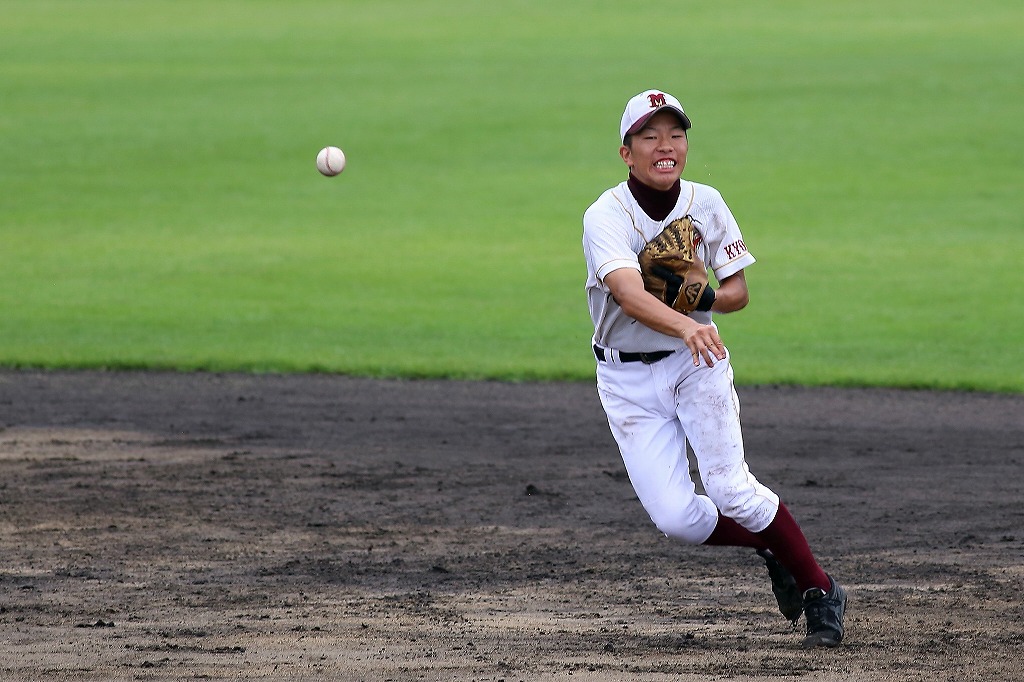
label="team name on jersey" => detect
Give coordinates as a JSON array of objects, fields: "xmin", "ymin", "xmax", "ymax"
[{"xmin": 724, "ymin": 239, "xmax": 748, "ymax": 259}]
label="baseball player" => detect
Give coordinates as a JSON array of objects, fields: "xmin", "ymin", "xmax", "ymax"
[{"xmin": 582, "ymin": 89, "xmax": 847, "ymax": 647}]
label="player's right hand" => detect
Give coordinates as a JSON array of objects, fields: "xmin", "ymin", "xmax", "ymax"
[{"xmin": 680, "ymin": 323, "xmax": 726, "ymax": 367}]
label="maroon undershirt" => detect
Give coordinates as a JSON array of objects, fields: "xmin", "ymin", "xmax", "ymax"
[{"xmin": 627, "ymin": 172, "xmax": 680, "ymax": 221}]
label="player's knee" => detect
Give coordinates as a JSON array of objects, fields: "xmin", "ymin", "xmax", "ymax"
[{"xmin": 646, "ymin": 495, "xmax": 718, "ymax": 545}]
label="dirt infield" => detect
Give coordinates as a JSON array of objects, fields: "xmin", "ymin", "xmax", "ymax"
[{"xmin": 0, "ymin": 370, "xmax": 1021, "ymax": 681}]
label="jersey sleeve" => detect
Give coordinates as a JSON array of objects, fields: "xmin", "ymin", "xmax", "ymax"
[
  {"xmin": 583, "ymin": 192, "xmax": 642, "ymax": 287},
  {"xmin": 701, "ymin": 189, "xmax": 755, "ymax": 281}
]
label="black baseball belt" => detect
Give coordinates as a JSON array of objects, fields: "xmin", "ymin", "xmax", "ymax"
[{"xmin": 593, "ymin": 345, "xmax": 675, "ymax": 365}]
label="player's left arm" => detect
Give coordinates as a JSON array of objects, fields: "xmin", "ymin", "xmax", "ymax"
[
  {"xmin": 710, "ymin": 270, "xmax": 749, "ymax": 313},
  {"xmin": 699, "ymin": 187, "xmax": 754, "ymax": 314}
]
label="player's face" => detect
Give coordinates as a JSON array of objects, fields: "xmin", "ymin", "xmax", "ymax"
[{"xmin": 619, "ymin": 110, "xmax": 688, "ymax": 191}]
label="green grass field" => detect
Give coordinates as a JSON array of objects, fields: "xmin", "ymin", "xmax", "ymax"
[{"xmin": 2, "ymin": 0, "xmax": 1021, "ymax": 391}]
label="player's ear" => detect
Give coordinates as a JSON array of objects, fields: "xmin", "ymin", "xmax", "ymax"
[{"xmin": 619, "ymin": 144, "xmax": 633, "ymax": 167}]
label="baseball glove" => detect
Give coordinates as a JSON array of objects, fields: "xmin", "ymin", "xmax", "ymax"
[{"xmin": 637, "ymin": 215, "xmax": 715, "ymax": 313}]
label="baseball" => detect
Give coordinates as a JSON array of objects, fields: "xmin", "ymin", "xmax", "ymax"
[{"xmin": 316, "ymin": 146, "xmax": 346, "ymax": 176}]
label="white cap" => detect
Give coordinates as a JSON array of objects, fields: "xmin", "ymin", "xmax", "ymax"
[{"xmin": 619, "ymin": 90, "xmax": 692, "ymax": 143}]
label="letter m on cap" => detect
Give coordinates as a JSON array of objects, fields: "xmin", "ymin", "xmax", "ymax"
[{"xmin": 647, "ymin": 93, "xmax": 667, "ymax": 108}]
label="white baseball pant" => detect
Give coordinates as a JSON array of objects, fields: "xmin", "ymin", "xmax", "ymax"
[{"xmin": 596, "ymin": 348, "xmax": 780, "ymax": 544}]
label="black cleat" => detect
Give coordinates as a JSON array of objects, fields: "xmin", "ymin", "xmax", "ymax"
[
  {"xmin": 801, "ymin": 576, "xmax": 847, "ymax": 648},
  {"xmin": 756, "ymin": 549, "xmax": 803, "ymax": 624}
]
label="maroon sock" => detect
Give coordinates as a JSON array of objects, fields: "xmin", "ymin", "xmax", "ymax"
[
  {"xmin": 702, "ymin": 514, "xmax": 768, "ymax": 550},
  {"xmin": 756, "ymin": 502, "xmax": 831, "ymax": 593}
]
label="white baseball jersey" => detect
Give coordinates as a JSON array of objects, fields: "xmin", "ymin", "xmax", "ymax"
[{"xmin": 583, "ymin": 179, "xmax": 755, "ymax": 352}]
